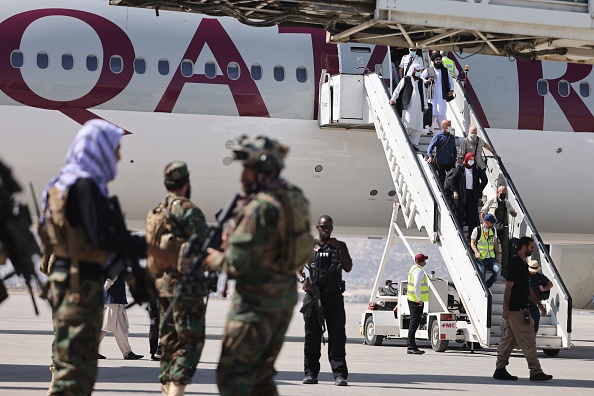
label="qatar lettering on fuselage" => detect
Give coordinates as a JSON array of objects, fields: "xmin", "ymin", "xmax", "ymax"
[{"xmin": 0, "ymin": 8, "xmax": 591, "ymax": 132}]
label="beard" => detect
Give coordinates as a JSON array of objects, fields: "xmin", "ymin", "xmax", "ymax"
[
  {"xmin": 435, "ymin": 63, "xmax": 445, "ymax": 69},
  {"xmin": 185, "ymin": 184, "xmax": 191, "ymax": 199}
]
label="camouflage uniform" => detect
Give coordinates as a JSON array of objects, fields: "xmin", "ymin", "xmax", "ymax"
[
  {"xmin": 48, "ymin": 266, "xmax": 104, "ymax": 395},
  {"xmin": 210, "ymin": 191, "xmax": 297, "ymax": 396},
  {"xmin": 151, "ymin": 162, "xmax": 209, "ymax": 389},
  {"xmin": 41, "ymin": 120, "xmax": 126, "ymax": 396}
]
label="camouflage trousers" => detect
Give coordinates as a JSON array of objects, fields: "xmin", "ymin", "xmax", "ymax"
[
  {"xmin": 48, "ymin": 270, "xmax": 103, "ymax": 396},
  {"xmin": 158, "ymin": 296, "xmax": 206, "ymax": 385},
  {"xmin": 217, "ymin": 308, "xmax": 294, "ymax": 396}
]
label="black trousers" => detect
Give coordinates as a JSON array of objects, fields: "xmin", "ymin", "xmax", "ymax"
[
  {"xmin": 407, "ymin": 299, "xmax": 424, "ymax": 349},
  {"xmin": 437, "ymin": 162, "xmax": 455, "ymax": 185},
  {"xmin": 465, "ymin": 188, "xmax": 479, "ymax": 240},
  {"xmin": 303, "ymin": 290, "xmax": 348, "ymax": 379},
  {"xmin": 148, "ymin": 300, "xmax": 160, "ymax": 355},
  {"xmin": 528, "ymin": 304, "xmax": 541, "ymax": 334}
]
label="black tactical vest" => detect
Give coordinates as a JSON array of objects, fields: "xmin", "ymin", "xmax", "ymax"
[{"xmin": 310, "ymin": 239, "xmax": 342, "ymax": 292}]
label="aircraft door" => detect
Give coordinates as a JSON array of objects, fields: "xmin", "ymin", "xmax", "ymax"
[{"xmin": 339, "ymin": 43, "xmax": 379, "ymax": 75}]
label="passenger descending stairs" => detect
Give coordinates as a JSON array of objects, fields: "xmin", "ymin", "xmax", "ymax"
[{"xmin": 362, "ymin": 72, "xmax": 572, "ymax": 351}]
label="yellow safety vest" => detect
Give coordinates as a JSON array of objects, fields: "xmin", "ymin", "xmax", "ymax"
[
  {"xmin": 477, "ymin": 227, "xmax": 496, "ymax": 260},
  {"xmin": 407, "ymin": 264, "xmax": 429, "ymax": 302},
  {"xmin": 442, "ymin": 57, "xmax": 455, "ymax": 77}
]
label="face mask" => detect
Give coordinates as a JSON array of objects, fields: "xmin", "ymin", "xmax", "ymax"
[
  {"xmin": 410, "ymin": 50, "xmax": 416, "ymax": 55},
  {"xmin": 446, "ymin": 126, "xmax": 452, "ymax": 133},
  {"xmin": 414, "ymin": 71, "xmax": 421, "ymax": 77},
  {"xmin": 469, "ymin": 134, "xmax": 477, "ymax": 141},
  {"xmin": 499, "ymin": 194, "xmax": 507, "ymax": 200},
  {"xmin": 467, "ymin": 160, "xmax": 475, "ymax": 166}
]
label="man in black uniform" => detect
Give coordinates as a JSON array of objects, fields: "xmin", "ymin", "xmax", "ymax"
[
  {"xmin": 493, "ymin": 236, "xmax": 552, "ymax": 382},
  {"xmin": 302, "ymin": 215, "xmax": 353, "ymax": 386}
]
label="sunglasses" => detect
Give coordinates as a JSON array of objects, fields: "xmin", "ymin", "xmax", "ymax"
[{"xmin": 316, "ymin": 225, "xmax": 333, "ymax": 230}]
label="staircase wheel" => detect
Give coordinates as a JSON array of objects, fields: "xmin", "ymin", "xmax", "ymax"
[
  {"xmin": 543, "ymin": 348, "xmax": 560, "ymax": 357},
  {"xmin": 364, "ymin": 316, "xmax": 384, "ymax": 346},
  {"xmin": 431, "ymin": 320, "xmax": 449, "ymax": 352}
]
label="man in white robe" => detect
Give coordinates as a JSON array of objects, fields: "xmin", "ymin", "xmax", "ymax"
[
  {"xmin": 389, "ymin": 63, "xmax": 428, "ymax": 150},
  {"xmin": 421, "ymin": 53, "xmax": 454, "ymax": 129}
]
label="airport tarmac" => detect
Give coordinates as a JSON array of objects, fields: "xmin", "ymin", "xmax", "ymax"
[{"xmin": 1, "ymin": 293, "xmax": 593, "ymax": 395}]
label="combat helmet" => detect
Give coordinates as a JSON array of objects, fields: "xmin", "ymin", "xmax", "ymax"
[{"xmin": 232, "ymin": 135, "xmax": 289, "ymax": 176}]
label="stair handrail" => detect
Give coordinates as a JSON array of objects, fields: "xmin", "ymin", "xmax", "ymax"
[{"xmin": 364, "ymin": 72, "xmax": 439, "ymax": 236}]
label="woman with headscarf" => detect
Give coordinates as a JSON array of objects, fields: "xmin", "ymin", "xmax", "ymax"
[
  {"xmin": 389, "ymin": 63, "xmax": 428, "ymax": 151},
  {"xmin": 444, "ymin": 152, "xmax": 482, "ymax": 240},
  {"xmin": 41, "ymin": 120, "xmax": 172, "ymax": 395}
]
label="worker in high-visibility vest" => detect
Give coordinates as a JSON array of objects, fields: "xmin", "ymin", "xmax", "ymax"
[
  {"xmin": 406, "ymin": 253, "xmax": 430, "ymax": 354},
  {"xmin": 440, "ymin": 51, "xmax": 456, "ymax": 78}
]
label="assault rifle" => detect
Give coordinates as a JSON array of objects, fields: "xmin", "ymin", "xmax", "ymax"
[
  {"xmin": 300, "ymin": 264, "xmax": 326, "ymax": 345},
  {"xmin": 104, "ymin": 196, "xmax": 157, "ymax": 307},
  {"xmin": 0, "ymin": 160, "xmax": 45, "ymax": 313},
  {"xmin": 162, "ymin": 193, "xmax": 240, "ymax": 324}
]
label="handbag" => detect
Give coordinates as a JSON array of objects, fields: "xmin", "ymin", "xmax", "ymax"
[{"xmin": 495, "ymin": 221, "xmax": 505, "ymax": 232}]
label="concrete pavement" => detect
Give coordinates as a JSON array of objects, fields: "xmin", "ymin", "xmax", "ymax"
[{"xmin": 1, "ymin": 293, "xmax": 593, "ymax": 395}]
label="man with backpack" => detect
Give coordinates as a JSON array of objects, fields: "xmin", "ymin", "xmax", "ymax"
[
  {"xmin": 470, "ymin": 213, "xmax": 501, "ymax": 289},
  {"xmin": 145, "ymin": 161, "xmax": 209, "ymax": 396},
  {"xmin": 204, "ymin": 135, "xmax": 313, "ymax": 396}
]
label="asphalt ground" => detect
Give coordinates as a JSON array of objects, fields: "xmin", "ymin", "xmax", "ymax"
[{"xmin": 1, "ymin": 293, "xmax": 593, "ymax": 395}]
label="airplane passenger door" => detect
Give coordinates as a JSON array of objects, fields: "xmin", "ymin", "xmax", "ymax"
[{"xmin": 338, "ymin": 43, "xmax": 375, "ymax": 74}]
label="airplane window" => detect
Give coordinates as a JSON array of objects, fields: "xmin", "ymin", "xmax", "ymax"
[
  {"xmin": 274, "ymin": 65, "xmax": 285, "ymax": 82},
  {"xmin": 158, "ymin": 59, "xmax": 169, "ymax": 75},
  {"xmin": 536, "ymin": 79, "xmax": 548, "ymax": 96},
  {"xmin": 181, "ymin": 60, "xmax": 193, "ymax": 77},
  {"xmin": 86, "ymin": 55, "xmax": 98, "ymax": 72},
  {"xmin": 205, "ymin": 61, "xmax": 217, "ymax": 79},
  {"xmin": 134, "ymin": 58, "xmax": 146, "ymax": 74},
  {"xmin": 110, "ymin": 56, "xmax": 123, "ymax": 74},
  {"xmin": 350, "ymin": 46, "xmax": 372, "ymax": 53},
  {"xmin": 10, "ymin": 50, "xmax": 23, "ymax": 68},
  {"xmin": 558, "ymin": 80, "xmax": 570, "ymax": 98},
  {"xmin": 62, "ymin": 54, "xmax": 74, "ymax": 70},
  {"xmin": 251, "ymin": 64, "xmax": 262, "ymax": 80},
  {"xmin": 37, "ymin": 52, "xmax": 49, "ymax": 69},
  {"xmin": 580, "ymin": 81, "xmax": 590, "ymax": 97},
  {"xmin": 296, "ymin": 66, "xmax": 307, "ymax": 83},
  {"xmin": 228, "ymin": 62, "xmax": 240, "ymax": 80}
]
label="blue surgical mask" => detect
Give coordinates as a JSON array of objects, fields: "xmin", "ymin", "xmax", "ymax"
[
  {"xmin": 468, "ymin": 160, "xmax": 475, "ymax": 166},
  {"xmin": 410, "ymin": 50, "xmax": 416, "ymax": 55}
]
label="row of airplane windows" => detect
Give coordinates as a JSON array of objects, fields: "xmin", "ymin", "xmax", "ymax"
[
  {"xmin": 537, "ymin": 79, "xmax": 590, "ymax": 98},
  {"xmin": 9, "ymin": 50, "xmax": 309, "ymax": 82}
]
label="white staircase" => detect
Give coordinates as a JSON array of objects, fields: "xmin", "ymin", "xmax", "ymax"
[{"xmin": 361, "ymin": 71, "xmax": 571, "ymax": 350}]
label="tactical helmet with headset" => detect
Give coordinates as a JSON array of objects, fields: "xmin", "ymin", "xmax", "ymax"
[{"xmin": 232, "ymin": 135, "xmax": 289, "ymax": 177}]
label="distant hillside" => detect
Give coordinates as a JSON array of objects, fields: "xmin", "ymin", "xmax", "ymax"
[{"xmin": 338, "ymin": 237, "xmax": 450, "ymax": 303}]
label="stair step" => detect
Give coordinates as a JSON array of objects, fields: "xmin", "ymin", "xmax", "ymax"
[
  {"xmin": 537, "ymin": 324, "xmax": 557, "ymax": 336},
  {"xmin": 536, "ymin": 335, "xmax": 563, "ymax": 348}
]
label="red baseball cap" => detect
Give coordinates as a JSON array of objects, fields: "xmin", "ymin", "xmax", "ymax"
[{"xmin": 415, "ymin": 253, "xmax": 429, "ymax": 262}]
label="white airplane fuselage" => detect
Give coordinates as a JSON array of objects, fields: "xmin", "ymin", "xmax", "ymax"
[{"xmin": 1, "ymin": 1, "xmax": 594, "ymax": 307}]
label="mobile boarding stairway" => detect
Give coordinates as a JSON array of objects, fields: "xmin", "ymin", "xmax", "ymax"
[{"xmin": 319, "ymin": 70, "xmax": 572, "ymax": 354}]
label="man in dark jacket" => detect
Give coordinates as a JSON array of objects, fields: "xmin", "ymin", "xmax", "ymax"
[{"xmin": 444, "ymin": 152, "xmax": 482, "ymax": 239}]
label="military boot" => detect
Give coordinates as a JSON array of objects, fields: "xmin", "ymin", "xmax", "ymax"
[
  {"xmin": 161, "ymin": 383, "xmax": 170, "ymax": 396},
  {"xmin": 168, "ymin": 382, "xmax": 186, "ymax": 396}
]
